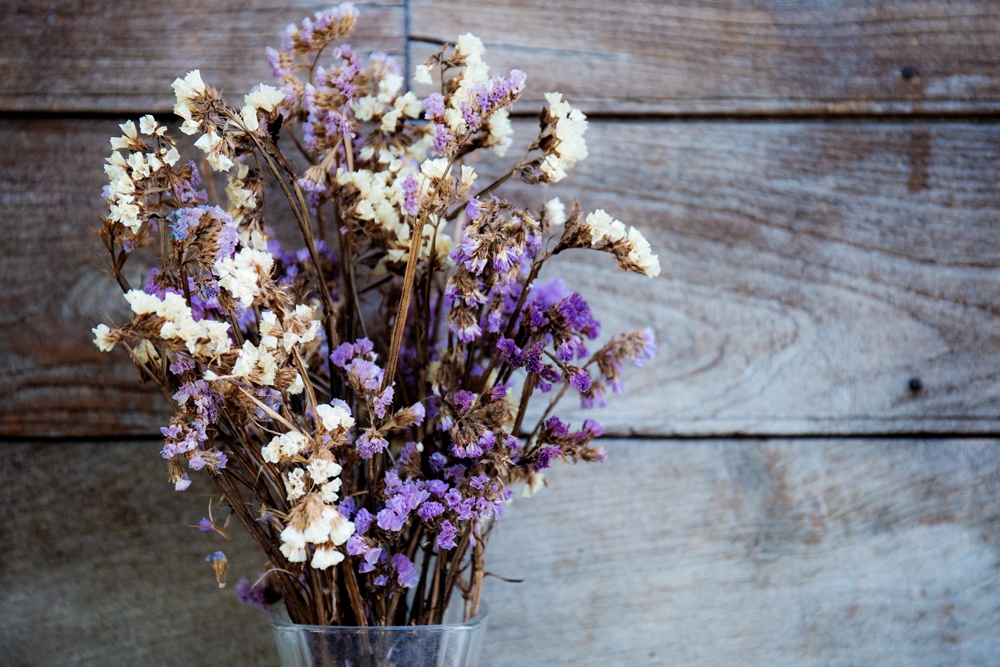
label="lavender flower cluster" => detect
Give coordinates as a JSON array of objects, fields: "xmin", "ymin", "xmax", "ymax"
[{"xmin": 92, "ymin": 2, "xmax": 659, "ymax": 627}]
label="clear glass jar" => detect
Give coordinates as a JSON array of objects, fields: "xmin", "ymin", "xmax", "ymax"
[{"xmin": 269, "ymin": 602, "xmax": 489, "ymax": 667}]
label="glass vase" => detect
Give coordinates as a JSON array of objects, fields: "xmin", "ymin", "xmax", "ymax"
[{"xmin": 269, "ymin": 602, "xmax": 489, "ymax": 667}]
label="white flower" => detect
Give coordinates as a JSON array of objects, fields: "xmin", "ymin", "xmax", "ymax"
[
  {"xmin": 245, "ymin": 84, "xmax": 284, "ymax": 113},
  {"xmin": 302, "ymin": 514, "xmax": 332, "ymax": 544},
  {"xmin": 353, "ymin": 95, "xmax": 382, "ymax": 122},
  {"xmin": 319, "ymin": 478, "xmax": 342, "ymax": 503},
  {"xmin": 311, "ymin": 545, "xmax": 345, "ymax": 570},
  {"xmin": 285, "ymin": 468, "xmax": 307, "ymax": 502},
  {"xmin": 231, "ymin": 340, "xmax": 259, "ymax": 377},
  {"xmin": 268, "ymin": 431, "xmax": 308, "ymax": 459},
  {"xmin": 325, "ymin": 506, "xmax": 355, "ymax": 546},
  {"xmin": 240, "ymin": 104, "xmax": 260, "ymax": 133},
  {"xmin": 380, "ymin": 107, "xmax": 404, "ymax": 133},
  {"xmin": 545, "ymin": 197, "xmax": 566, "ymax": 226},
  {"xmin": 460, "ymin": 165, "xmax": 477, "ymax": 189},
  {"xmin": 92, "ymin": 324, "xmax": 116, "ymax": 352},
  {"xmin": 124, "ymin": 290, "xmax": 162, "ymax": 315},
  {"xmin": 414, "ymin": 64, "xmax": 433, "ymax": 85},
  {"xmin": 586, "ymin": 209, "xmax": 626, "ymax": 246},
  {"xmin": 377, "ymin": 73, "xmax": 404, "ymax": 104},
  {"xmin": 626, "ymin": 227, "xmax": 661, "ymax": 278},
  {"xmin": 456, "ymin": 33, "xmax": 485, "ymax": 60},
  {"xmin": 288, "ymin": 373, "xmax": 304, "ymax": 395},
  {"xmin": 280, "ymin": 542, "xmax": 307, "ymax": 562},
  {"xmin": 172, "ymin": 70, "xmax": 206, "ymax": 102},
  {"xmin": 139, "ymin": 115, "xmax": 165, "ymax": 136},
  {"xmin": 261, "ymin": 437, "xmax": 282, "ymax": 464},
  {"xmin": 308, "ymin": 458, "xmax": 343, "ymax": 485},
  {"xmin": 163, "ymin": 147, "xmax": 181, "ymax": 166},
  {"xmin": 214, "ymin": 247, "xmax": 274, "ymax": 308},
  {"xmin": 133, "ymin": 339, "xmax": 159, "ymax": 364},
  {"xmin": 522, "ymin": 472, "xmax": 545, "ymax": 497},
  {"xmin": 315, "ymin": 403, "xmax": 355, "ymax": 431},
  {"xmin": 420, "ymin": 158, "xmax": 450, "ymax": 180},
  {"xmin": 539, "ymin": 154, "xmax": 566, "ymax": 183},
  {"xmin": 395, "ymin": 91, "xmax": 423, "ymax": 118},
  {"xmin": 485, "ymin": 108, "xmax": 513, "ymax": 156}
]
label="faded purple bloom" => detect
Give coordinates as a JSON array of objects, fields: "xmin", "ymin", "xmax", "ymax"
[
  {"xmin": 356, "ymin": 431, "xmax": 388, "ymax": 459},
  {"xmin": 453, "ymin": 390, "xmax": 475, "ymax": 413},
  {"xmin": 392, "ymin": 554, "xmax": 419, "ymax": 588},
  {"xmin": 436, "ymin": 520, "xmax": 458, "ymax": 550},
  {"xmin": 347, "ymin": 358, "xmax": 384, "ymax": 393},
  {"xmin": 581, "ymin": 418, "xmax": 604, "ymax": 439},
  {"xmin": 429, "ymin": 452, "xmax": 448, "ymax": 472},
  {"xmin": 346, "ymin": 534, "xmax": 368, "ymax": 556},
  {"xmin": 354, "ymin": 507, "xmax": 374, "ymax": 534},
  {"xmin": 401, "ymin": 173, "xmax": 419, "ymax": 216},
  {"xmin": 330, "ymin": 342, "xmax": 355, "ymax": 367},
  {"xmin": 169, "ymin": 354, "xmax": 195, "ymax": 376},
  {"xmin": 399, "ymin": 441, "xmax": 421, "ymax": 466},
  {"xmin": 580, "ymin": 382, "xmax": 608, "ymax": 409},
  {"xmin": 236, "ymin": 577, "xmax": 272, "ymax": 611},
  {"xmin": 568, "ymin": 367, "xmax": 592, "ymax": 393},
  {"xmin": 424, "ymin": 93, "xmax": 445, "ymax": 119},
  {"xmin": 339, "ymin": 496, "xmax": 356, "ymax": 518},
  {"xmin": 465, "ymin": 197, "xmax": 480, "ymax": 221},
  {"xmin": 373, "ymin": 386, "xmax": 394, "ymax": 419}
]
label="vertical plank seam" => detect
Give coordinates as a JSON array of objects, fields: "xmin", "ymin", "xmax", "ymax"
[{"xmin": 404, "ymin": 0, "xmax": 412, "ymax": 91}]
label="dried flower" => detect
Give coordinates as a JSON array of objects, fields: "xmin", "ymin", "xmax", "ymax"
[{"xmin": 92, "ymin": 4, "xmax": 658, "ymax": 628}]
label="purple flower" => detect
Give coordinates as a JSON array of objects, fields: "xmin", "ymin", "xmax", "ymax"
[
  {"xmin": 424, "ymin": 93, "xmax": 445, "ymax": 119},
  {"xmin": 535, "ymin": 446, "xmax": 560, "ymax": 470},
  {"xmin": 354, "ymin": 508, "xmax": 374, "ymax": 535},
  {"xmin": 392, "ymin": 554, "xmax": 419, "ymax": 588},
  {"xmin": 236, "ymin": 577, "xmax": 272, "ymax": 611},
  {"xmin": 427, "ymin": 479, "xmax": 448, "ymax": 497},
  {"xmin": 580, "ymin": 383, "xmax": 608, "ymax": 409},
  {"xmin": 346, "ymin": 534, "xmax": 368, "ymax": 556},
  {"xmin": 453, "ymin": 390, "xmax": 475, "ymax": 413},
  {"xmin": 568, "ymin": 367, "xmax": 592, "ymax": 393},
  {"xmin": 330, "ymin": 342, "xmax": 355, "ymax": 367},
  {"xmin": 401, "ymin": 173, "xmax": 419, "ymax": 216},
  {"xmin": 581, "ymin": 418, "xmax": 604, "ymax": 439},
  {"xmin": 418, "ymin": 501, "xmax": 444, "ymax": 521},
  {"xmin": 373, "ymin": 386, "xmax": 394, "ymax": 419},
  {"xmin": 347, "ymin": 358, "xmax": 384, "ymax": 393},
  {"xmin": 465, "ymin": 197, "xmax": 480, "ymax": 220},
  {"xmin": 429, "ymin": 452, "xmax": 448, "ymax": 472},
  {"xmin": 376, "ymin": 507, "xmax": 407, "ymax": 532},
  {"xmin": 339, "ymin": 496, "xmax": 356, "ymax": 518},
  {"xmin": 399, "ymin": 441, "xmax": 421, "ymax": 466},
  {"xmin": 470, "ymin": 474, "xmax": 489, "ymax": 491},
  {"xmin": 198, "ymin": 517, "xmax": 214, "ymax": 532},
  {"xmin": 357, "ymin": 431, "xmax": 388, "ymax": 459},
  {"xmin": 436, "ymin": 520, "xmax": 458, "ymax": 550}
]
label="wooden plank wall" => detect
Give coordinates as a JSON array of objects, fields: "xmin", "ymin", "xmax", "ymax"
[{"xmin": 1, "ymin": 1, "xmax": 999, "ymax": 665}]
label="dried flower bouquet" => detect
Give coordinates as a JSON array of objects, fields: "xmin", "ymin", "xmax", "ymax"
[{"xmin": 92, "ymin": 2, "xmax": 660, "ymax": 627}]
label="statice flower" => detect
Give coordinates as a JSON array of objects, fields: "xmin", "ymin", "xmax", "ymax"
[{"xmin": 91, "ymin": 4, "xmax": 659, "ymax": 628}]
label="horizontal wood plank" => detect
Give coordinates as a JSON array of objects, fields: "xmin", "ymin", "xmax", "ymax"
[
  {"xmin": 2, "ymin": 439, "xmax": 998, "ymax": 665},
  {"xmin": 0, "ymin": 0, "xmax": 404, "ymax": 114},
  {"xmin": 410, "ymin": 0, "xmax": 1000, "ymax": 115},
  {"xmin": 3, "ymin": 118, "xmax": 1000, "ymax": 437}
]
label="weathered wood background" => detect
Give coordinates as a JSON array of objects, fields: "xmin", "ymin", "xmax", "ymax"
[{"xmin": 1, "ymin": 1, "xmax": 999, "ymax": 665}]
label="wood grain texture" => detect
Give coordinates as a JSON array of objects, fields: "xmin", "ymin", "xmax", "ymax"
[
  {"xmin": 2, "ymin": 439, "xmax": 998, "ymax": 666},
  {"xmin": 410, "ymin": 0, "xmax": 1000, "ymax": 115},
  {"xmin": 4, "ymin": 118, "xmax": 1000, "ymax": 437},
  {"xmin": 0, "ymin": 0, "xmax": 404, "ymax": 114}
]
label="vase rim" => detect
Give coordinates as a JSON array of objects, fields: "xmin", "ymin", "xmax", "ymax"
[{"xmin": 268, "ymin": 600, "xmax": 489, "ymax": 632}]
